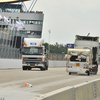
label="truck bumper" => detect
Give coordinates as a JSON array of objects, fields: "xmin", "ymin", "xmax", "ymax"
[
  {"xmin": 22, "ymin": 62, "xmax": 45, "ymax": 68},
  {"xmin": 66, "ymin": 68, "xmax": 89, "ymax": 74}
]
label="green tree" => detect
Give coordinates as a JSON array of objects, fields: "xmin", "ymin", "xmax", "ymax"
[{"xmin": 43, "ymin": 42, "xmax": 67, "ymax": 54}]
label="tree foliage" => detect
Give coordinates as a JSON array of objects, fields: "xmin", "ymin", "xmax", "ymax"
[{"xmin": 42, "ymin": 42, "xmax": 67, "ymax": 54}]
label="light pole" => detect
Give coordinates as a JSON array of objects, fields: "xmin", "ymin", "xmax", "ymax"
[
  {"xmin": 48, "ymin": 30, "xmax": 51, "ymax": 59},
  {"xmin": 14, "ymin": 17, "xmax": 19, "ymax": 59},
  {"xmin": 6, "ymin": 16, "xmax": 11, "ymax": 58}
]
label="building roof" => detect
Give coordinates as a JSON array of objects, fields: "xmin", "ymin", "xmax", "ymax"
[{"xmin": 0, "ymin": 0, "xmax": 30, "ymax": 3}]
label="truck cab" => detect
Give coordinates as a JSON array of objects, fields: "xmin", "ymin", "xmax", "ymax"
[{"xmin": 21, "ymin": 38, "xmax": 48, "ymax": 71}]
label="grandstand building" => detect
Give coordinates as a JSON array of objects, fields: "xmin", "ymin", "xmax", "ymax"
[
  {"xmin": 0, "ymin": 3, "xmax": 44, "ymax": 38},
  {"xmin": 0, "ymin": 1, "xmax": 44, "ymax": 59}
]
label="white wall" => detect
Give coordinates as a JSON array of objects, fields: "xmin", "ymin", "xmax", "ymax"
[
  {"xmin": 0, "ymin": 59, "xmax": 66, "ymax": 69},
  {"xmin": 49, "ymin": 60, "xmax": 66, "ymax": 67},
  {"xmin": 0, "ymin": 59, "xmax": 22, "ymax": 69}
]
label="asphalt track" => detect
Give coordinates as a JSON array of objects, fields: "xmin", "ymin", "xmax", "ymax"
[{"xmin": 0, "ymin": 66, "xmax": 100, "ymax": 100}]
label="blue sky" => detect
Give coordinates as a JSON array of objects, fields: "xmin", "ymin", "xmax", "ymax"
[{"xmin": 25, "ymin": 0, "xmax": 100, "ymax": 44}]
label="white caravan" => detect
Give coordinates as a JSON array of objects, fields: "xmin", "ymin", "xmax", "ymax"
[
  {"xmin": 21, "ymin": 38, "xmax": 48, "ymax": 71},
  {"xmin": 74, "ymin": 35, "xmax": 99, "ymax": 75},
  {"xmin": 66, "ymin": 48, "xmax": 93, "ymax": 75}
]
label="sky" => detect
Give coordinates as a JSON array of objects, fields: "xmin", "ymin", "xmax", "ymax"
[{"xmin": 25, "ymin": 0, "xmax": 100, "ymax": 45}]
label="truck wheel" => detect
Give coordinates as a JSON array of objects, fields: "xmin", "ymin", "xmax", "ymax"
[
  {"xmin": 23, "ymin": 66, "xmax": 27, "ymax": 70},
  {"xmin": 44, "ymin": 63, "xmax": 48, "ymax": 70},
  {"xmin": 69, "ymin": 72, "xmax": 71, "ymax": 75},
  {"xmin": 46, "ymin": 65, "xmax": 48, "ymax": 70},
  {"xmin": 28, "ymin": 67, "xmax": 31, "ymax": 70},
  {"xmin": 41, "ymin": 64, "xmax": 47, "ymax": 71},
  {"xmin": 87, "ymin": 71, "xmax": 90, "ymax": 76},
  {"xmin": 94, "ymin": 68, "xmax": 97, "ymax": 75},
  {"xmin": 93, "ymin": 66, "xmax": 97, "ymax": 75},
  {"xmin": 40, "ymin": 68, "xmax": 45, "ymax": 71},
  {"xmin": 23, "ymin": 67, "xmax": 25, "ymax": 70}
]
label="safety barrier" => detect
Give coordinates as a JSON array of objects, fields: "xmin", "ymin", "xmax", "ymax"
[{"xmin": 31, "ymin": 78, "xmax": 100, "ymax": 100}]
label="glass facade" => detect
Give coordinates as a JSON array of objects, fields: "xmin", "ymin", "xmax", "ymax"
[
  {"xmin": 0, "ymin": 8, "xmax": 21, "ymax": 13},
  {"xmin": 19, "ymin": 30, "xmax": 41, "ymax": 36},
  {"xmin": 0, "ymin": 3, "xmax": 22, "ymax": 13},
  {"xmin": 21, "ymin": 20, "xmax": 43, "ymax": 25},
  {"xmin": 9, "ymin": 19, "xmax": 43, "ymax": 25}
]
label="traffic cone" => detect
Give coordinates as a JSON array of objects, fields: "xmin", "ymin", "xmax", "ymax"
[{"xmin": 25, "ymin": 83, "xmax": 29, "ymax": 87}]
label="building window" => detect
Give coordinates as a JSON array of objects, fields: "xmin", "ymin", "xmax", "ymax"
[
  {"xmin": 9, "ymin": 19, "xmax": 43, "ymax": 25},
  {"xmin": 30, "ymin": 31, "xmax": 41, "ymax": 35},
  {"xmin": 29, "ymin": 21, "xmax": 33, "ymax": 24},
  {"xmin": 21, "ymin": 20, "xmax": 43, "ymax": 25}
]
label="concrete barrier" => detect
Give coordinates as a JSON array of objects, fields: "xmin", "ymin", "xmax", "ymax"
[
  {"xmin": 49, "ymin": 60, "xmax": 66, "ymax": 67},
  {"xmin": 31, "ymin": 78, "xmax": 100, "ymax": 100},
  {"xmin": 74, "ymin": 82, "xmax": 94, "ymax": 100},
  {"xmin": 0, "ymin": 59, "xmax": 66, "ymax": 69},
  {"xmin": 31, "ymin": 86, "xmax": 75, "ymax": 100},
  {"xmin": 0, "ymin": 59, "xmax": 22, "ymax": 69}
]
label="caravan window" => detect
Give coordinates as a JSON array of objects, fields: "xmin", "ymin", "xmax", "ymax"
[{"xmin": 70, "ymin": 55, "xmax": 86, "ymax": 62}]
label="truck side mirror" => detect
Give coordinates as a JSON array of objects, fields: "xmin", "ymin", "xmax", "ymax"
[{"xmin": 44, "ymin": 49, "xmax": 46, "ymax": 54}]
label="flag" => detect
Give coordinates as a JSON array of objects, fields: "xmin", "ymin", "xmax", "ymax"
[
  {"xmin": 16, "ymin": 21, "xmax": 21, "ymax": 26},
  {"xmin": 16, "ymin": 20, "xmax": 24, "ymax": 30},
  {"xmin": 16, "ymin": 21, "xmax": 20, "ymax": 30},
  {"xmin": 4, "ymin": 16, "xmax": 9, "ymax": 24},
  {"xmin": 9, "ymin": 19, "xmax": 11, "ymax": 24},
  {"xmin": 11, "ymin": 19, "xmax": 14, "ymax": 30},
  {"xmin": 16, "ymin": 21, "xmax": 22, "ymax": 30},
  {"xmin": 19, "ymin": 19, "xmax": 24, "ymax": 27},
  {"xmin": 0, "ymin": 15, "xmax": 2, "ymax": 20},
  {"xmin": 17, "ymin": 25, "xmax": 23, "ymax": 30},
  {"xmin": 48, "ymin": 30, "xmax": 51, "ymax": 33}
]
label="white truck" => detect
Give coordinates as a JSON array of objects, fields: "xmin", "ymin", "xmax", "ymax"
[
  {"xmin": 21, "ymin": 38, "xmax": 48, "ymax": 71},
  {"xmin": 66, "ymin": 35, "xmax": 99, "ymax": 75}
]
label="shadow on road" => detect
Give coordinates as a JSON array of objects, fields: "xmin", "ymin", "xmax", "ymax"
[{"xmin": 68, "ymin": 73, "xmax": 97, "ymax": 76}]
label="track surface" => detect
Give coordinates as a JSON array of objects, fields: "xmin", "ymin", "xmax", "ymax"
[{"xmin": 0, "ymin": 66, "xmax": 100, "ymax": 100}]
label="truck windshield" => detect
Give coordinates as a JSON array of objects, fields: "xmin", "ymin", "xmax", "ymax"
[{"xmin": 22, "ymin": 47, "xmax": 43, "ymax": 55}]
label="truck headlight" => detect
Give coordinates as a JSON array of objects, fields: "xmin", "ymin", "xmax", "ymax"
[{"xmin": 41, "ymin": 58, "xmax": 43, "ymax": 61}]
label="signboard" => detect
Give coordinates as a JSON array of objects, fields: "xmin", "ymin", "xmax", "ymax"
[
  {"xmin": 67, "ymin": 44, "xmax": 74, "ymax": 48},
  {"xmin": 30, "ymin": 42, "xmax": 37, "ymax": 45}
]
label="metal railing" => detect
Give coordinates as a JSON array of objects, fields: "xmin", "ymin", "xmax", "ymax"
[
  {"xmin": 0, "ymin": 46, "xmax": 22, "ymax": 59},
  {"xmin": 0, "ymin": 30, "xmax": 24, "ymax": 59}
]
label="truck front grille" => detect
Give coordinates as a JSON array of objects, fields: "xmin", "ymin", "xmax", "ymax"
[{"xmin": 24, "ymin": 57, "xmax": 41, "ymax": 62}]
